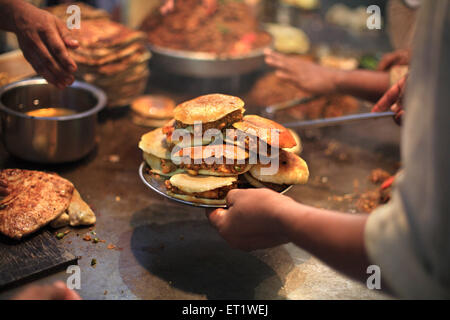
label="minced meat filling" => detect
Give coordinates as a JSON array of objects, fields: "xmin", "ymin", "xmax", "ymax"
[
  {"xmin": 175, "ymin": 109, "xmax": 243, "ymax": 133},
  {"xmin": 178, "ymin": 160, "xmax": 247, "ymax": 174},
  {"xmin": 165, "ymin": 180, "xmax": 237, "ymax": 199},
  {"xmin": 160, "ymin": 159, "xmax": 176, "ymax": 174}
]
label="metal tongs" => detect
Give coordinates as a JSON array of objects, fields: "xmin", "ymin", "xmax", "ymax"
[{"xmin": 263, "ymin": 97, "xmax": 395, "ymax": 129}]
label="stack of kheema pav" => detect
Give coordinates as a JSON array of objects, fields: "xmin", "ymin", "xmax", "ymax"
[{"xmin": 139, "ymin": 94, "xmax": 309, "ymax": 205}]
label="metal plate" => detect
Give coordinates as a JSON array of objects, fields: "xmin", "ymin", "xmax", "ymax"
[
  {"xmin": 147, "ymin": 44, "xmax": 271, "ymax": 78},
  {"xmin": 139, "ymin": 162, "xmax": 292, "ymax": 208}
]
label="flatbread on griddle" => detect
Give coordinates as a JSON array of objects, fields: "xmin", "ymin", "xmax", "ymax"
[
  {"xmin": 0, "ymin": 169, "xmax": 74, "ymax": 239},
  {"xmin": 70, "ymin": 19, "xmax": 146, "ymax": 49}
]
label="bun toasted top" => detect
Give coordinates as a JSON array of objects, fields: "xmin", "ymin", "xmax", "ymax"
[
  {"xmin": 139, "ymin": 128, "xmax": 171, "ymax": 159},
  {"xmin": 174, "ymin": 94, "xmax": 245, "ymax": 124},
  {"xmin": 174, "ymin": 144, "xmax": 249, "ymax": 161},
  {"xmin": 170, "ymin": 174, "xmax": 237, "ymax": 193},
  {"xmin": 249, "ymin": 150, "xmax": 309, "ymax": 185},
  {"xmin": 233, "ymin": 115, "xmax": 297, "ymax": 148}
]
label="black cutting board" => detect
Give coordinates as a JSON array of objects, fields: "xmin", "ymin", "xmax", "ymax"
[{"xmin": 0, "ymin": 230, "xmax": 77, "ymax": 290}]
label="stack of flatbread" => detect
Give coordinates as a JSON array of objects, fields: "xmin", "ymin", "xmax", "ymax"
[
  {"xmin": 47, "ymin": 3, "xmax": 151, "ymax": 107},
  {"xmin": 0, "ymin": 169, "xmax": 96, "ymax": 240}
]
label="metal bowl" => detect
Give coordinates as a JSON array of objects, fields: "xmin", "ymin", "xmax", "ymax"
[
  {"xmin": 0, "ymin": 78, "xmax": 106, "ymax": 163},
  {"xmin": 148, "ymin": 44, "xmax": 271, "ymax": 78}
]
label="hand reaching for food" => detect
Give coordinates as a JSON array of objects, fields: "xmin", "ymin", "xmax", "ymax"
[
  {"xmin": 0, "ymin": 0, "xmax": 79, "ymax": 89},
  {"xmin": 264, "ymin": 49, "xmax": 340, "ymax": 95}
]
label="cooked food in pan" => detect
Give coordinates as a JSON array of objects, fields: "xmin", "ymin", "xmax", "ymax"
[
  {"xmin": 248, "ymin": 72, "xmax": 360, "ymax": 120},
  {"xmin": 140, "ymin": 0, "xmax": 272, "ymax": 56},
  {"xmin": 0, "ymin": 169, "xmax": 95, "ymax": 240},
  {"xmin": 139, "ymin": 93, "xmax": 309, "ymax": 206}
]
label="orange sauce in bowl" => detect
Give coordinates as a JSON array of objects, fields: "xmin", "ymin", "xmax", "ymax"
[{"xmin": 26, "ymin": 108, "xmax": 76, "ymax": 117}]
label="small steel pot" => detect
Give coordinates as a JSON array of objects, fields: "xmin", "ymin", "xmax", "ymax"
[{"xmin": 0, "ymin": 78, "xmax": 106, "ymax": 163}]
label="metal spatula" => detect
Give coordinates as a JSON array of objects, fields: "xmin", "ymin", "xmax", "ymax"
[{"xmin": 281, "ymin": 111, "xmax": 395, "ymax": 129}]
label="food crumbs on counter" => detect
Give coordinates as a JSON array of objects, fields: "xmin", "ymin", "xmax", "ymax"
[
  {"xmin": 93, "ymin": 237, "xmax": 99, "ymax": 243},
  {"xmin": 91, "ymin": 258, "xmax": 97, "ymax": 267},
  {"xmin": 83, "ymin": 234, "xmax": 92, "ymax": 241},
  {"xmin": 107, "ymin": 244, "xmax": 116, "ymax": 250},
  {"xmin": 108, "ymin": 154, "xmax": 120, "ymax": 163},
  {"xmin": 104, "ymin": 290, "xmax": 108, "ymax": 295}
]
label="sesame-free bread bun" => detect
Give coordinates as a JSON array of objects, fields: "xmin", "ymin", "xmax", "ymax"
[
  {"xmin": 249, "ymin": 150, "xmax": 309, "ymax": 185},
  {"xmin": 174, "ymin": 94, "xmax": 245, "ymax": 124},
  {"xmin": 233, "ymin": 115, "xmax": 297, "ymax": 148},
  {"xmin": 139, "ymin": 128, "xmax": 172, "ymax": 159}
]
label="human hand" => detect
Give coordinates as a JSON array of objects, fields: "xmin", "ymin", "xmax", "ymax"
[
  {"xmin": 377, "ymin": 49, "xmax": 411, "ymax": 72},
  {"xmin": 207, "ymin": 188, "xmax": 294, "ymax": 251},
  {"xmin": 264, "ymin": 49, "xmax": 340, "ymax": 95},
  {"xmin": 11, "ymin": 1, "xmax": 79, "ymax": 89},
  {"xmin": 12, "ymin": 281, "xmax": 81, "ymax": 300},
  {"xmin": 372, "ymin": 75, "xmax": 407, "ymax": 125}
]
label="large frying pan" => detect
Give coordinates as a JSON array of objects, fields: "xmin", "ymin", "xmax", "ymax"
[{"xmin": 147, "ymin": 43, "xmax": 271, "ymax": 78}]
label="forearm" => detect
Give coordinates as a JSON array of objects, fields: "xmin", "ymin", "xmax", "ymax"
[
  {"xmin": 334, "ymin": 69, "xmax": 390, "ymax": 102},
  {"xmin": 277, "ymin": 201, "xmax": 371, "ymax": 282}
]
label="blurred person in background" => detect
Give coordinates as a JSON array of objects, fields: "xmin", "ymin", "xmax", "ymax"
[
  {"xmin": 208, "ymin": 0, "xmax": 450, "ymax": 299},
  {"xmin": 265, "ymin": 0, "xmax": 419, "ymax": 116}
]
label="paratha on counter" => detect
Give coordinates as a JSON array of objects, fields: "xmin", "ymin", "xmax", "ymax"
[{"xmin": 0, "ymin": 169, "xmax": 74, "ymax": 239}]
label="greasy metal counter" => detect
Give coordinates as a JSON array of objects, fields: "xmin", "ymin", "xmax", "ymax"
[{"xmin": 0, "ymin": 75, "xmax": 399, "ymax": 298}]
